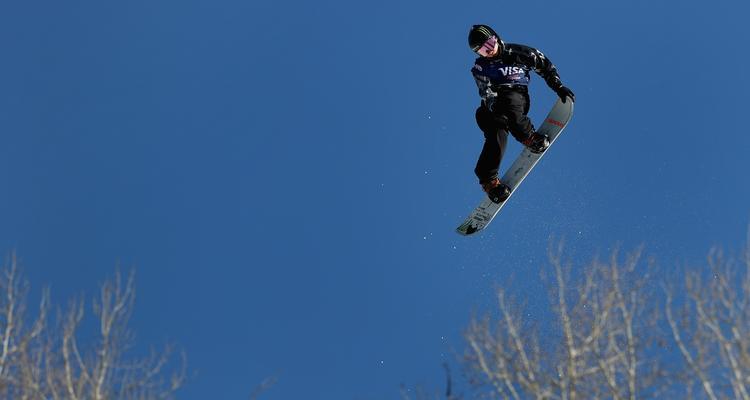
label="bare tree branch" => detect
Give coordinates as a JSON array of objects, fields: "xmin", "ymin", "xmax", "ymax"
[
  {"xmin": 463, "ymin": 243, "xmax": 664, "ymax": 399},
  {"xmin": 0, "ymin": 255, "xmax": 184, "ymax": 399}
]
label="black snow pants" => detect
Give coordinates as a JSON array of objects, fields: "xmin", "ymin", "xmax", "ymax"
[{"xmin": 474, "ymin": 88, "xmax": 535, "ymax": 184}]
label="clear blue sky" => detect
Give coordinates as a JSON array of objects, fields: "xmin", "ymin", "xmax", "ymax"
[{"xmin": 1, "ymin": 0, "xmax": 749, "ymax": 398}]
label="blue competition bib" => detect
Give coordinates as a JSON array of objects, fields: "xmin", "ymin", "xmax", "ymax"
[{"xmin": 472, "ymin": 58, "xmax": 531, "ymax": 86}]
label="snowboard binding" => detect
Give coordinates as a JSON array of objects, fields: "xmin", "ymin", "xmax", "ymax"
[
  {"xmin": 523, "ymin": 132, "xmax": 550, "ymax": 154},
  {"xmin": 482, "ymin": 178, "xmax": 511, "ymax": 203}
]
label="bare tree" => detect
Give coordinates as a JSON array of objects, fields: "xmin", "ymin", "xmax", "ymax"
[
  {"xmin": 461, "ymin": 235, "xmax": 750, "ymax": 400},
  {"xmin": 0, "ymin": 253, "xmax": 184, "ymax": 399},
  {"xmin": 666, "ymin": 245, "xmax": 750, "ymax": 400},
  {"xmin": 0, "ymin": 252, "xmax": 49, "ymax": 399},
  {"xmin": 463, "ymin": 243, "xmax": 666, "ymax": 400}
]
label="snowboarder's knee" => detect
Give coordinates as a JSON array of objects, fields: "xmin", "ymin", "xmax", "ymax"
[
  {"xmin": 494, "ymin": 114, "xmax": 509, "ymax": 129},
  {"xmin": 476, "ymin": 107, "xmax": 508, "ymax": 135}
]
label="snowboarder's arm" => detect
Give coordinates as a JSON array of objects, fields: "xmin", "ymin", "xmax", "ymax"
[
  {"xmin": 527, "ymin": 47, "xmax": 563, "ymax": 90},
  {"xmin": 514, "ymin": 44, "xmax": 575, "ymax": 102}
]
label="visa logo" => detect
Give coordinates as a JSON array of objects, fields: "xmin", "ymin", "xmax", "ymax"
[{"xmin": 499, "ymin": 66, "xmax": 525, "ymax": 76}]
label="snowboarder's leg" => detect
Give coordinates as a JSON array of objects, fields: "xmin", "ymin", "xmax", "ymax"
[
  {"xmin": 496, "ymin": 91, "xmax": 535, "ymax": 143},
  {"xmin": 474, "ymin": 105, "xmax": 511, "ymax": 203},
  {"xmin": 499, "ymin": 90, "xmax": 550, "ymax": 154},
  {"xmin": 474, "ymin": 105, "xmax": 508, "ymax": 182}
]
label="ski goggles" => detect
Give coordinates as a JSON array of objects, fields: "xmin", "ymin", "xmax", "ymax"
[{"xmin": 475, "ymin": 35, "xmax": 498, "ymax": 57}]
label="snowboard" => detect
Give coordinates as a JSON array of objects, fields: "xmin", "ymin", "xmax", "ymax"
[{"xmin": 456, "ymin": 97, "xmax": 574, "ymax": 236}]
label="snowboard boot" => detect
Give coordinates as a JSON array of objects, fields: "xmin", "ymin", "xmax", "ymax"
[
  {"xmin": 522, "ymin": 132, "xmax": 550, "ymax": 154},
  {"xmin": 481, "ymin": 177, "xmax": 511, "ymax": 204}
]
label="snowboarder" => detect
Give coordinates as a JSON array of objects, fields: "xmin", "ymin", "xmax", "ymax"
[{"xmin": 468, "ymin": 24, "xmax": 575, "ymax": 203}]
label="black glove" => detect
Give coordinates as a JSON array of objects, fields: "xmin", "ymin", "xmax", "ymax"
[{"xmin": 555, "ymin": 86, "xmax": 575, "ymax": 103}]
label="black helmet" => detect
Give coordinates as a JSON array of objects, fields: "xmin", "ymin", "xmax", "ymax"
[{"xmin": 468, "ymin": 24, "xmax": 501, "ymax": 52}]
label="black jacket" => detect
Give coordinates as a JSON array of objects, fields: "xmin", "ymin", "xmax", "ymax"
[{"xmin": 471, "ymin": 43, "xmax": 563, "ymax": 109}]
